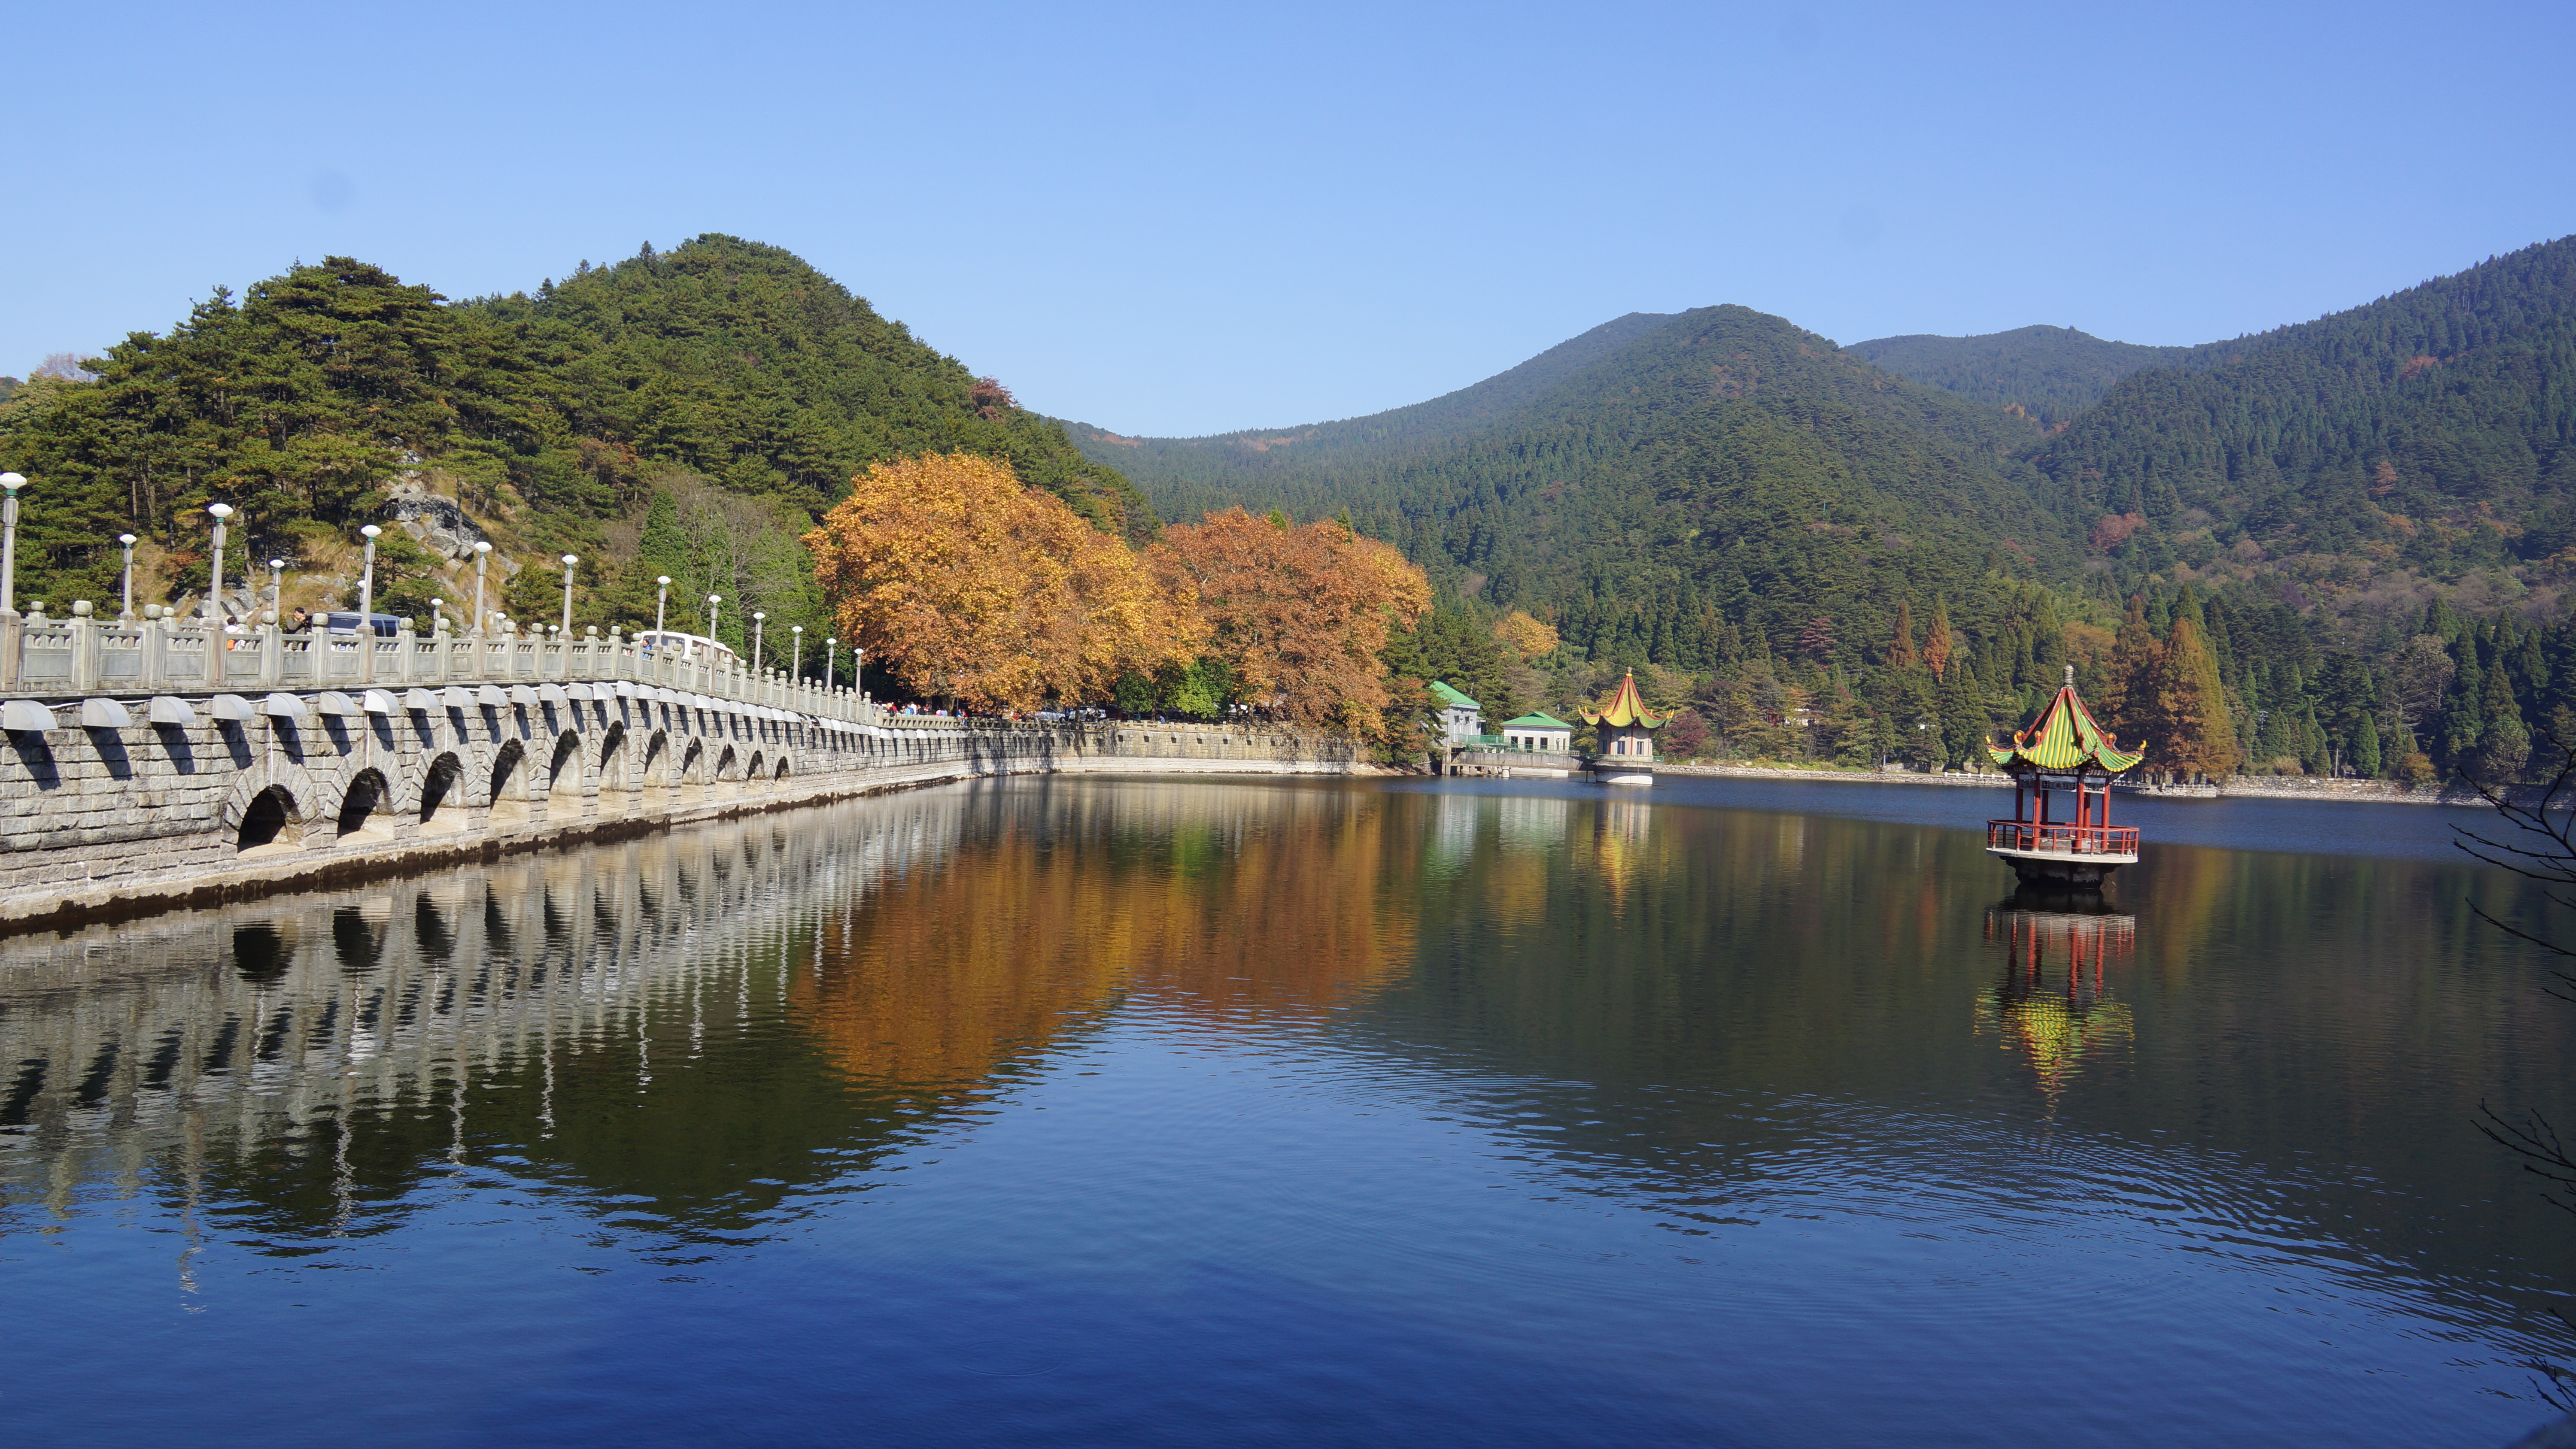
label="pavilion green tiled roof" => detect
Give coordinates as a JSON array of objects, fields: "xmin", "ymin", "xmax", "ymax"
[
  {"xmin": 1985, "ymin": 682, "xmax": 2146, "ymax": 774},
  {"xmin": 1428, "ymin": 681, "xmax": 1480, "ymax": 710}
]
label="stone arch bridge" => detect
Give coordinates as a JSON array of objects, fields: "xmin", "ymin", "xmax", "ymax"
[{"xmin": 0, "ymin": 624, "xmax": 1361, "ymax": 927}]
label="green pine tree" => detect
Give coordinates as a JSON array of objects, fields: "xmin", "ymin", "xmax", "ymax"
[{"xmin": 2351, "ymin": 711, "xmax": 2383, "ymax": 778}]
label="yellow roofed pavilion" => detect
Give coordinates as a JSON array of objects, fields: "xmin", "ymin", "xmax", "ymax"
[
  {"xmin": 1985, "ymin": 673, "xmax": 2145, "ymax": 774},
  {"xmin": 1582, "ymin": 670, "xmax": 1666, "ymax": 773},
  {"xmin": 1983, "ymin": 668, "xmax": 2144, "ymax": 887},
  {"xmin": 1581, "ymin": 671, "xmax": 1665, "ymax": 730}
]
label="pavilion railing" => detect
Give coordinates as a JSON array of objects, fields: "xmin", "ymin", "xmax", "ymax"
[{"xmin": 1985, "ymin": 820, "xmax": 2140, "ymax": 857}]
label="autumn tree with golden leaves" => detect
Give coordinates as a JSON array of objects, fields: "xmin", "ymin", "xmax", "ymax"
[
  {"xmin": 1493, "ymin": 609, "xmax": 1560, "ymax": 661},
  {"xmin": 1148, "ymin": 507, "xmax": 1431, "ymax": 731},
  {"xmin": 802, "ymin": 452, "xmax": 1201, "ymax": 712}
]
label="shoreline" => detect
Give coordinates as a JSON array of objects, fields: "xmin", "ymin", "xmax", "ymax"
[{"xmin": 1652, "ymin": 761, "xmax": 2507, "ymax": 809}]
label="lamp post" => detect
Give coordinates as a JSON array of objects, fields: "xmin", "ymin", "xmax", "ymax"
[
  {"xmin": 431, "ymin": 598, "xmax": 444, "ymax": 635},
  {"xmin": 751, "ymin": 612, "xmax": 766, "ymax": 672},
  {"xmin": 559, "ymin": 554, "xmax": 577, "ymax": 634},
  {"xmin": 472, "ymin": 540, "xmax": 492, "ymax": 637},
  {"xmin": 790, "ymin": 625, "xmax": 802, "ymax": 679},
  {"xmin": 824, "ymin": 637, "xmax": 836, "ymax": 692},
  {"xmin": 358, "ymin": 524, "xmax": 381, "ymax": 627},
  {"xmin": 268, "ymin": 559, "xmax": 284, "ymax": 623},
  {"xmin": 706, "ymin": 595, "xmax": 721, "ymax": 658},
  {"xmin": 205, "ymin": 503, "xmax": 234, "ymax": 626},
  {"xmin": 856, "ymin": 645, "xmax": 866, "ymax": 701},
  {"xmin": 118, "ymin": 534, "xmax": 138, "ymax": 620},
  {"xmin": 654, "ymin": 576, "xmax": 671, "ymax": 642},
  {"xmin": 0, "ymin": 473, "xmax": 23, "ymax": 621},
  {"xmin": 361, "ymin": 527, "xmax": 384, "ymax": 631}
]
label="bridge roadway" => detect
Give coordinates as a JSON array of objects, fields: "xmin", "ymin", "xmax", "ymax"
[{"xmin": 0, "ymin": 620, "xmax": 1363, "ymax": 927}]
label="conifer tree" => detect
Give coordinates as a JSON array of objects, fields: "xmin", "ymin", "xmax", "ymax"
[
  {"xmin": 2441, "ymin": 650, "xmax": 2486, "ymax": 770},
  {"xmin": 2152, "ymin": 615, "xmax": 2238, "ymax": 780},
  {"xmin": 2351, "ymin": 711, "xmax": 2383, "ymax": 778},
  {"xmin": 2476, "ymin": 663, "xmax": 2531, "ymax": 783},
  {"xmin": 1886, "ymin": 601, "xmax": 1919, "ymax": 671},
  {"xmin": 1923, "ymin": 600, "xmax": 1955, "ymax": 682},
  {"xmin": 2096, "ymin": 594, "xmax": 2160, "ymax": 746}
]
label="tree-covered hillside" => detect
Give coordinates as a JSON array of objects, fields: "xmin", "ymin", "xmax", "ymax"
[
  {"xmin": 1069, "ymin": 310, "xmax": 1676, "ymax": 522},
  {"xmin": 2035, "ymin": 236, "xmax": 2576, "ymax": 592},
  {"xmin": 1072, "ymin": 305, "xmax": 2071, "ymax": 674},
  {"xmin": 0, "ymin": 236, "xmax": 1149, "ymax": 643},
  {"xmin": 1846, "ymin": 325, "xmax": 2192, "ymax": 426}
]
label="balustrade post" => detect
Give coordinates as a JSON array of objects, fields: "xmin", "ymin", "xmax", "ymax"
[
  {"xmin": 397, "ymin": 624, "xmax": 416, "ymax": 684},
  {"xmin": 67, "ymin": 604, "xmax": 94, "ymax": 692},
  {"xmin": 140, "ymin": 611, "xmax": 165, "ymax": 690},
  {"xmin": 261, "ymin": 619, "xmax": 281, "ymax": 687}
]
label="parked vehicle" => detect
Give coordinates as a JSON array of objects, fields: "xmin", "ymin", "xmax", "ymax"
[
  {"xmin": 631, "ymin": 630, "xmax": 739, "ymax": 665},
  {"xmin": 323, "ymin": 612, "xmax": 404, "ymax": 638}
]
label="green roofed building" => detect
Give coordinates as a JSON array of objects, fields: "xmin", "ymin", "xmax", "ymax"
[
  {"xmin": 1427, "ymin": 681, "xmax": 1483, "ymax": 745},
  {"xmin": 1498, "ymin": 713, "xmax": 1573, "ymax": 753}
]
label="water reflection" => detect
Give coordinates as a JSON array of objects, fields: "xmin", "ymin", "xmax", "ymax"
[
  {"xmin": 1978, "ymin": 901, "xmax": 2137, "ymax": 1106},
  {"xmin": 3, "ymin": 778, "xmax": 2575, "ymax": 1447}
]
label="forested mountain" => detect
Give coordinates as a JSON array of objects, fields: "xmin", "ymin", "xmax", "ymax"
[
  {"xmin": 1072, "ymin": 305, "xmax": 2071, "ymax": 672},
  {"xmin": 2035, "ymin": 236, "xmax": 2576, "ymax": 587},
  {"xmin": 1073, "ymin": 310, "xmax": 1676, "ymax": 522},
  {"xmin": 0, "ymin": 236, "xmax": 1146, "ymax": 650},
  {"xmin": 1072, "ymin": 234, "xmax": 2576, "ymax": 785},
  {"xmin": 1846, "ymin": 326, "xmax": 2192, "ymax": 426}
]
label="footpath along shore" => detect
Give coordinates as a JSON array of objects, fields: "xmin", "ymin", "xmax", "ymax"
[{"xmin": 1652, "ymin": 761, "xmax": 2509, "ymax": 808}]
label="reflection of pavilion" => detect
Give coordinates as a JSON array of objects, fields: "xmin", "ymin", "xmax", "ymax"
[{"xmin": 1976, "ymin": 901, "xmax": 2137, "ymax": 1100}]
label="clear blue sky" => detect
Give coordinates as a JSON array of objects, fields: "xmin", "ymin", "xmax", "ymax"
[{"xmin": 9, "ymin": 0, "xmax": 2570, "ymax": 438}]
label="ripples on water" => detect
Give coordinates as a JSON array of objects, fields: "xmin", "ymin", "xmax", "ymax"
[{"xmin": 3, "ymin": 776, "xmax": 2573, "ymax": 1446}]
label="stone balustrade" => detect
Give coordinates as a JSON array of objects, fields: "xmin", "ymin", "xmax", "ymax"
[{"xmin": 0, "ymin": 612, "xmax": 876, "ymax": 727}]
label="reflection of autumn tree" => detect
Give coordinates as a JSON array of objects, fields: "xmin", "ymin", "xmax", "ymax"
[
  {"xmin": 802, "ymin": 452, "xmax": 1202, "ymax": 709},
  {"xmin": 1150, "ymin": 508, "xmax": 1431, "ymax": 732},
  {"xmin": 791, "ymin": 786, "xmax": 1422, "ymax": 1090}
]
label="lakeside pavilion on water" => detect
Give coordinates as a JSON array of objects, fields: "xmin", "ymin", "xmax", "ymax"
[
  {"xmin": 1982, "ymin": 667, "xmax": 2146, "ymax": 886},
  {"xmin": 1582, "ymin": 671, "xmax": 1665, "ymax": 760}
]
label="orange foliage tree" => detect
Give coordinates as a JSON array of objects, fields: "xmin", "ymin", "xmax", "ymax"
[
  {"xmin": 1149, "ymin": 508, "xmax": 1431, "ymax": 731},
  {"xmin": 802, "ymin": 452, "xmax": 1201, "ymax": 711}
]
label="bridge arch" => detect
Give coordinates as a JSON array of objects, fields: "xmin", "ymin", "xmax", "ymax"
[
  {"xmin": 547, "ymin": 730, "xmax": 584, "ymax": 810},
  {"xmin": 336, "ymin": 768, "xmax": 392, "ymax": 840},
  {"xmin": 678, "ymin": 739, "xmax": 706, "ymax": 806},
  {"xmin": 236, "ymin": 785, "xmax": 303, "ymax": 855},
  {"xmin": 489, "ymin": 740, "xmax": 529, "ymax": 827},
  {"xmin": 417, "ymin": 752, "xmax": 464, "ymax": 832},
  {"xmin": 597, "ymin": 722, "xmax": 629, "ymax": 815}
]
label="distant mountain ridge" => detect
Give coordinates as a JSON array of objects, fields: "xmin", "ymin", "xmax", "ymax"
[
  {"xmin": 1074, "ymin": 235, "xmax": 2576, "ymax": 667},
  {"xmin": 1846, "ymin": 325, "xmax": 2192, "ymax": 426},
  {"xmin": 1070, "ymin": 310, "xmax": 1677, "ymax": 523},
  {"xmin": 1070, "ymin": 303, "xmax": 2071, "ymax": 667}
]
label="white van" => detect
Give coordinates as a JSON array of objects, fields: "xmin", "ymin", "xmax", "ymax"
[{"xmin": 632, "ymin": 630, "xmax": 739, "ymax": 665}]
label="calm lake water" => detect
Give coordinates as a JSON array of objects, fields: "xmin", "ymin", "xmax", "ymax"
[{"xmin": 5, "ymin": 775, "xmax": 2573, "ymax": 1446}]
